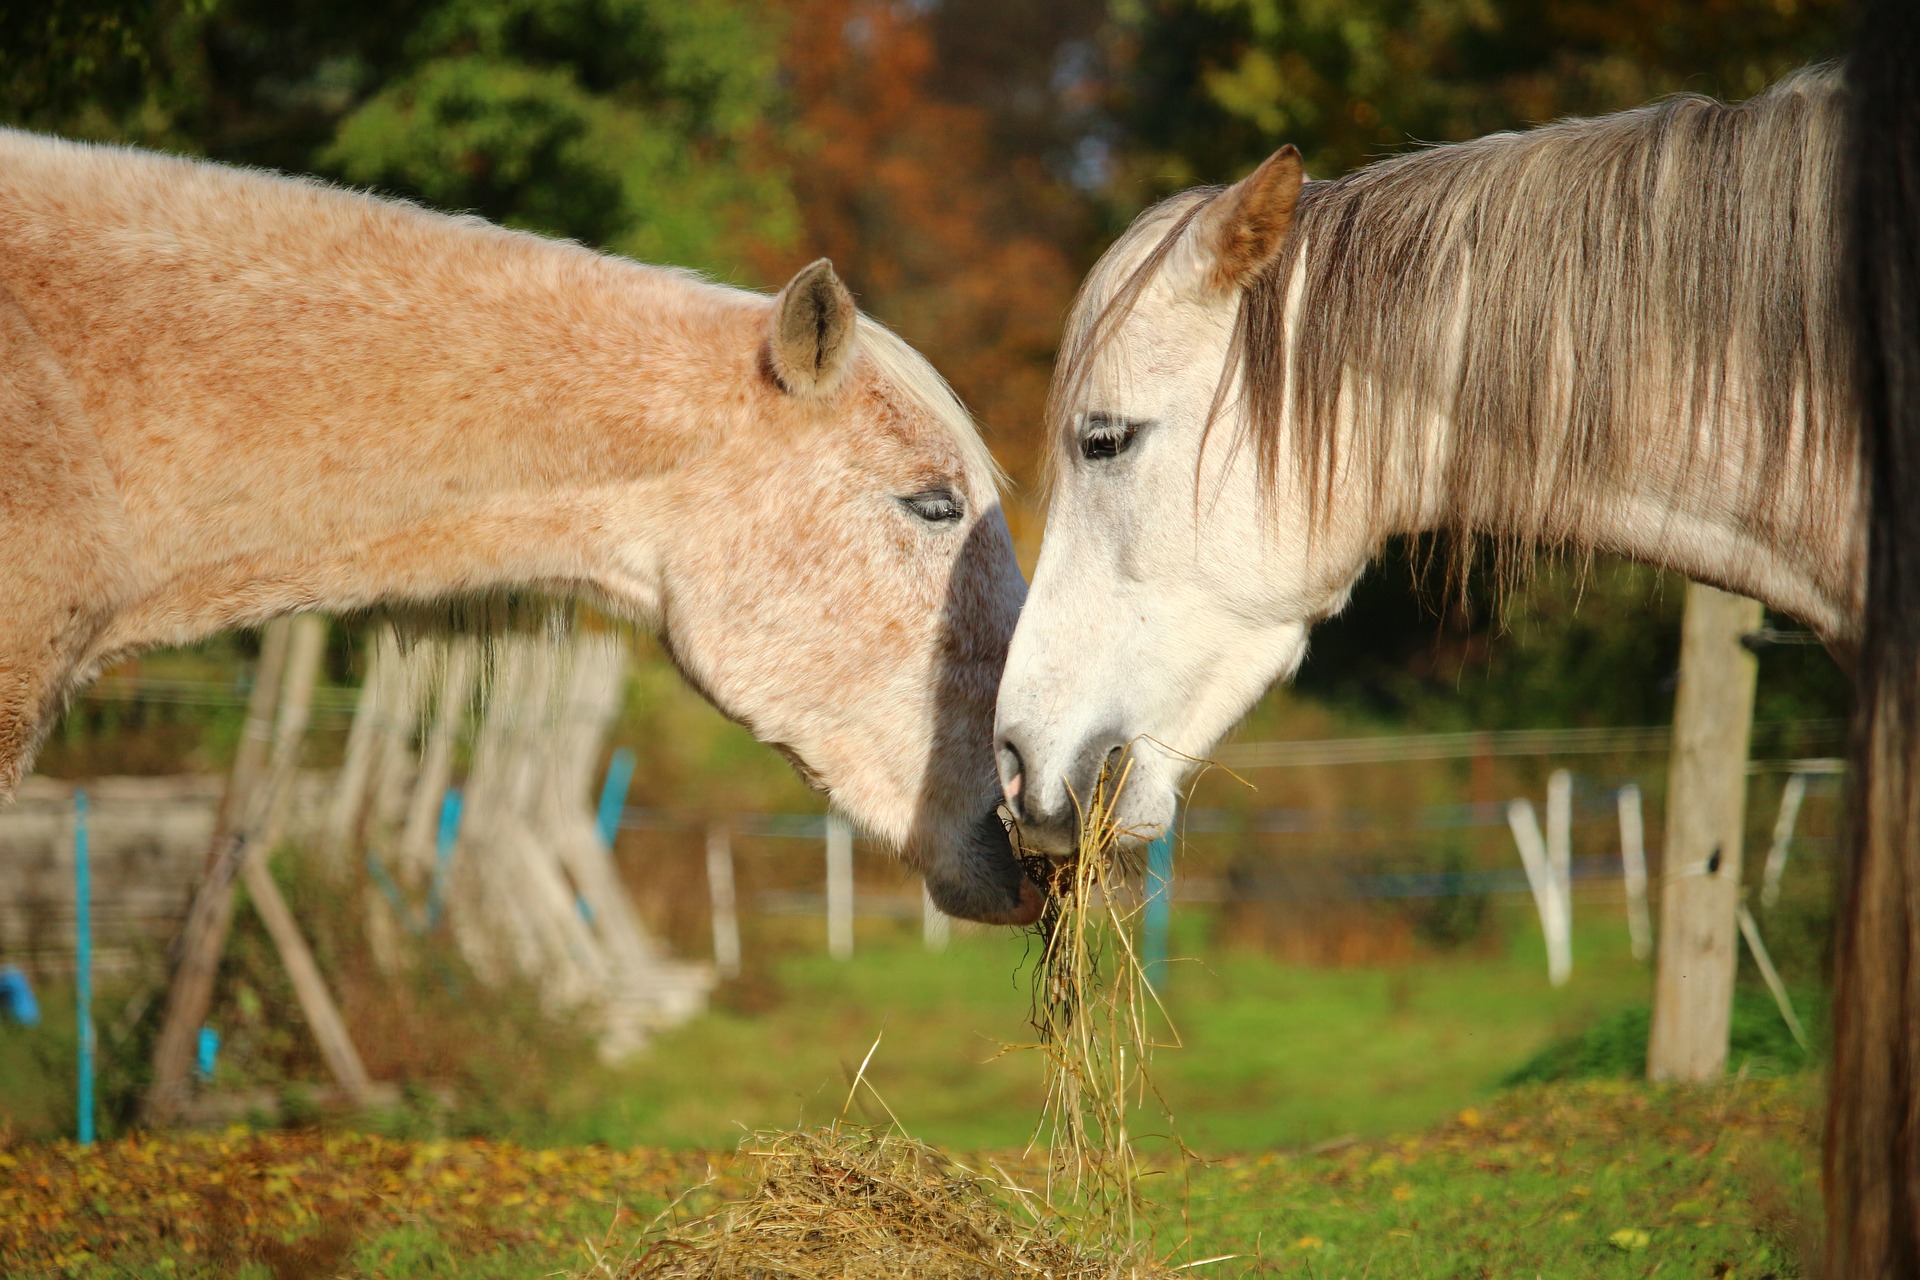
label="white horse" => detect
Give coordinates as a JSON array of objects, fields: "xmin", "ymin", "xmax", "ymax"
[
  {"xmin": 997, "ymin": 52, "xmax": 1919, "ymax": 1271},
  {"xmin": 0, "ymin": 130, "xmax": 1039, "ymax": 924}
]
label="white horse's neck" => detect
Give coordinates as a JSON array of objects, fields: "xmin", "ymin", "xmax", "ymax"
[
  {"xmin": 1318, "ymin": 309, "xmax": 1870, "ymax": 649},
  {"xmin": 1389, "ymin": 397, "xmax": 1867, "ymax": 646}
]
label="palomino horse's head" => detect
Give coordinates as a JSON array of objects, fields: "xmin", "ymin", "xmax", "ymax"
[
  {"xmin": 996, "ymin": 149, "xmax": 1367, "ymax": 853},
  {"xmin": 650, "ymin": 260, "xmax": 1039, "ymax": 923}
]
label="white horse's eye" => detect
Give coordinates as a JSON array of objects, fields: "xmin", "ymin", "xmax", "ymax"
[
  {"xmin": 1080, "ymin": 412, "xmax": 1141, "ymax": 461},
  {"xmin": 900, "ymin": 488, "xmax": 964, "ymax": 523}
]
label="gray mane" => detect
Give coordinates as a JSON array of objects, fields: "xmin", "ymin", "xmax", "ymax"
[{"xmin": 1070, "ymin": 68, "xmax": 1857, "ymax": 569}]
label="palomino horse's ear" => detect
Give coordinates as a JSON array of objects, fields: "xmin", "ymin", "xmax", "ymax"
[
  {"xmin": 769, "ymin": 258, "xmax": 857, "ymax": 395},
  {"xmin": 1188, "ymin": 144, "xmax": 1305, "ymax": 295}
]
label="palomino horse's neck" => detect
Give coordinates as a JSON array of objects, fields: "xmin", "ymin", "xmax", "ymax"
[{"xmin": 0, "ymin": 137, "xmax": 761, "ymax": 664}]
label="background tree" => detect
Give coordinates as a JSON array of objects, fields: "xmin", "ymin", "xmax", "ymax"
[
  {"xmin": 749, "ymin": 0, "xmax": 1101, "ymax": 486},
  {"xmin": 1113, "ymin": 0, "xmax": 1855, "ymax": 191},
  {"xmin": 1, "ymin": 0, "xmax": 794, "ymax": 275}
]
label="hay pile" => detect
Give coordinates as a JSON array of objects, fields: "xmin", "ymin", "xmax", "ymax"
[
  {"xmin": 600, "ymin": 766, "xmax": 1190, "ymax": 1279},
  {"xmin": 606, "ymin": 1124, "xmax": 1171, "ymax": 1279}
]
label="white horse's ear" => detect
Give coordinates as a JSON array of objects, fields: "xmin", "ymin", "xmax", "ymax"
[
  {"xmin": 768, "ymin": 258, "xmax": 857, "ymax": 395},
  {"xmin": 1185, "ymin": 144, "xmax": 1305, "ymax": 295}
]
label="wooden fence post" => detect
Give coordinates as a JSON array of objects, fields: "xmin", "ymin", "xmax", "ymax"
[
  {"xmin": 706, "ymin": 825, "xmax": 742, "ymax": 978},
  {"xmin": 1546, "ymin": 768, "xmax": 1573, "ymax": 960},
  {"xmin": 1647, "ymin": 583, "xmax": 1764, "ymax": 1082},
  {"xmin": 1618, "ymin": 783, "xmax": 1652, "ymax": 961},
  {"xmin": 826, "ymin": 814, "xmax": 854, "ymax": 960},
  {"xmin": 922, "ymin": 886, "xmax": 950, "ymax": 952},
  {"xmin": 146, "ymin": 618, "xmax": 294, "ymax": 1124}
]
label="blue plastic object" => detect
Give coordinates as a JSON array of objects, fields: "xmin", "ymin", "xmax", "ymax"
[
  {"xmin": 74, "ymin": 790, "xmax": 94, "ymax": 1145},
  {"xmin": 595, "ymin": 748, "xmax": 636, "ymax": 847},
  {"xmin": 1143, "ymin": 822, "xmax": 1175, "ymax": 992},
  {"xmin": 196, "ymin": 1025, "xmax": 220, "ymax": 1081},
  {"xmin": 0, "ymin": 966, "xmax": 38, "ymax": 1027},
  {"xmin": 427, "ymin": 788, "xmax": 462, "ymax": 929}
]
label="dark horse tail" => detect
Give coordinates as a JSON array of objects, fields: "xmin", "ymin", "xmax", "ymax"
[{"xmin": 1833, "ymin": 0, "xmax": 1920, "ymax": 1272}]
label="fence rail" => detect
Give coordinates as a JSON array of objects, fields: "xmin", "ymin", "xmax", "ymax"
[{"xmin": 1216, "ymin": 720, "xmax": 1845, "ymax": 768}]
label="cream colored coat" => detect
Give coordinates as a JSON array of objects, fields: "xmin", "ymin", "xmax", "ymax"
[{"xmin": 0, "ymin": 131, "xmax": 1038, "ymax": 923}]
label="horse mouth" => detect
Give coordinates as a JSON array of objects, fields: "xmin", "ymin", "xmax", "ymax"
[{"xmin": 922, "ymin": 807, "xmax": 1045, "ymax": 926}]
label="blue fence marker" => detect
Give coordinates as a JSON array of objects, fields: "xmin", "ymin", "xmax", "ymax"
[
  {"xmin": 595, "ymin": 748, "xmax": 636, "ymax": 848},
  {"xmin": 427, "ymin": 788, "xmax": 462, "ymax": 929},
  {"xmin": 195, "ymin": 1025, "xmax": 220, "ymax": 1081},
  {"xmin": 1143, "ymin": 822, "xmax": 1175, "ymax": 993},
  {"xmin": 584, "ymin": 749, "xmax": 636, "ymax": 924},
  {"xmin": 0, "ymin": 966, "xmax": 38, "ymax": 1027},
  {"xmin": 74, "ymin": 790, "xmax": 94, "ymax": 1145}
]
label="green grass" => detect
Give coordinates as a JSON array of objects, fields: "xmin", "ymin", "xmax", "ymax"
[
  {"xmin": 437, "ymin": 900, "xmax": 1661, "ymax": 1153},
  {"xmin": 7, "ymin": 900, "xmax": 1805, "ymax": 1161},
  {"xmin": 2, "ymin": 1079, "xmax": 1820, "ymax": 1278},
  {"xmin": 2, "ymin": 903, "xmax": 1824, "ymax": 1277}
]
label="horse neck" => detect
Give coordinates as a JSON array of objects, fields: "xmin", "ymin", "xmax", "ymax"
[
  {"xmin": 1374, "ymin": 376, "xmax": 1868, "ymax": 646},
  {"xmin": 49, "ymin": 186, "xmax": 756, "ymax": 656}
]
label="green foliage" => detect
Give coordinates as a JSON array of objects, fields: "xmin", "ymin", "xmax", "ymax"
[
  {"xmin": 323, "ymin": 0, "xmax": 794, "ymax": 271},
  {"xmin": 1293, "ymin": 545, "xmax": 1851, "ymax": 731},
  {"xmin": 1, "ymin": 0, "xmax": 796, "ymax": 276},
  {"xmin": 1113, "ymin": 0, "xmax": 1854, "ymax": 189},
  {"xmin": 1502, "ymin": 990, "xmax": 1819, "ymax": 1087}
]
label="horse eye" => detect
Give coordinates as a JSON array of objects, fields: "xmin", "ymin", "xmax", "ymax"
[
  {"xmin": 901, "ymin": 488, "xmax": 964, "ymax": 523},
  {"xmin": 1080, "ymin": 413, "xmax": 1140, "ymax": 461}
]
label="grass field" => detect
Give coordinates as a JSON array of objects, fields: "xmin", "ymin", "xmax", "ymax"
[
  {"xmin": 442, "ymin": 899, "xmax": 1707, "ymax": 1153},
  {"xmin": 2, "ymin": 900, "xmax": 1823, "ymax": 1275},
  {"xmin": 1, "ymin": 1078, "xmax": 1820, "ymax": 1278}
]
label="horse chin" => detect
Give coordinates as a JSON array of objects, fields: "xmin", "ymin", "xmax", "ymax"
[{"xmin": 923, "ymin": 808, "xmax": 1044, "ymax": 926}]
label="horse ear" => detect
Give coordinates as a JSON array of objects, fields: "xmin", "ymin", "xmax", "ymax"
[
  {"xmin": 768, "ymin": 258, "xmax": 857, "ymax": 395},
  {"xmin": 1187, "ymin": 144, "xmax": 1305, "ymax": 295}
]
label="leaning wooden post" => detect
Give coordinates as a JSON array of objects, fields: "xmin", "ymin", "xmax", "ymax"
[
  {"xmin": 1647, "ymin": 584, "xmax": 1764, "ymax": 1082},
  {"xmin": 1759, "ymin": 772, "xmax": 1808, "ymax": 909},
  {"xmin": 146, "ymin": 618, "xmax": 294, "ymax": 1123},
  {"xmin": 1508, "ymin": 797, "xmax": 1570, "ymax": 986},
  {"xmin": 1545, "ymin": 768, "xmax": 1573, "ymax": 966},
  {"xmin": 237, "ymin": 616, "xmax": 375, "ymax": 1103}
]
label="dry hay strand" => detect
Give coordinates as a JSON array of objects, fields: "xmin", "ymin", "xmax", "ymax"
[
  {"xmin": 601, "ymin": 1123, "xmax": 1174, "ymax": 1279},
  {"xmin": 1015, "ymin": 758, "xmax": 1185, "ymax": 1242}
]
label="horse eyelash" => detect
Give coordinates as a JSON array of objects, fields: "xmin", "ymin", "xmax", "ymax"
[
  {"xmin": 900, "ymin": 488, "xmax": 964, "ymax": 522},
  {"xmin": 1080, "ymin": 413, "xmax": 1142, "ymax": 461}
]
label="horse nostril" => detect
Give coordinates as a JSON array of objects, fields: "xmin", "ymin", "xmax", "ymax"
[
  {"xmin": 1103, "ymin": 744, "xmax": 1126, "ymax": 786},
  {"xmin": 997, "ymin": 738, "xmax": 1025, "ymax": 816}
]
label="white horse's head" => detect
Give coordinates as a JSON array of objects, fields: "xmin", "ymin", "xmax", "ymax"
[
  {"xmin": 646, "ymin": 261, "xmax": 1037, "ymax": 921},
  {"xmin": 996, "ymin": 150, "xmax": 1369, "ymax": 853}
]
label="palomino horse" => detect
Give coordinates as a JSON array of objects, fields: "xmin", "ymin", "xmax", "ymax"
[
  {"xmin": 999, "ymin": 9, "xmax": 1920, "ymax": 1270},
  {"xmin": 0, "ymin": 130, "xmax": 1040, "ymax": 926}
]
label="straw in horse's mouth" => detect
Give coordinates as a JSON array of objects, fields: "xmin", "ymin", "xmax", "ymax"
[{"xmin": 1013, "ymin": 760, "xmax": 1178, "ymax": 1243}]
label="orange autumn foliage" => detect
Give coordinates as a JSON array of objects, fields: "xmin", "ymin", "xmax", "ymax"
[{"xmin": 753, "ymin": 0, "xmax": 1084, "ymax": 499}]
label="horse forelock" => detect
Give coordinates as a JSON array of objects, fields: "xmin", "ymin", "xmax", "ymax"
[
  {"xmin": 1040, "ymin": 189, "xmax": 1217, "ymax": 500},
  {"xmin": 854, "ymin": 317, "xmax": 1003, "ymax": 494},
  {"xmin": 1058, "ymin": 67, "xmax": 1862, "ymax": 600}
]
